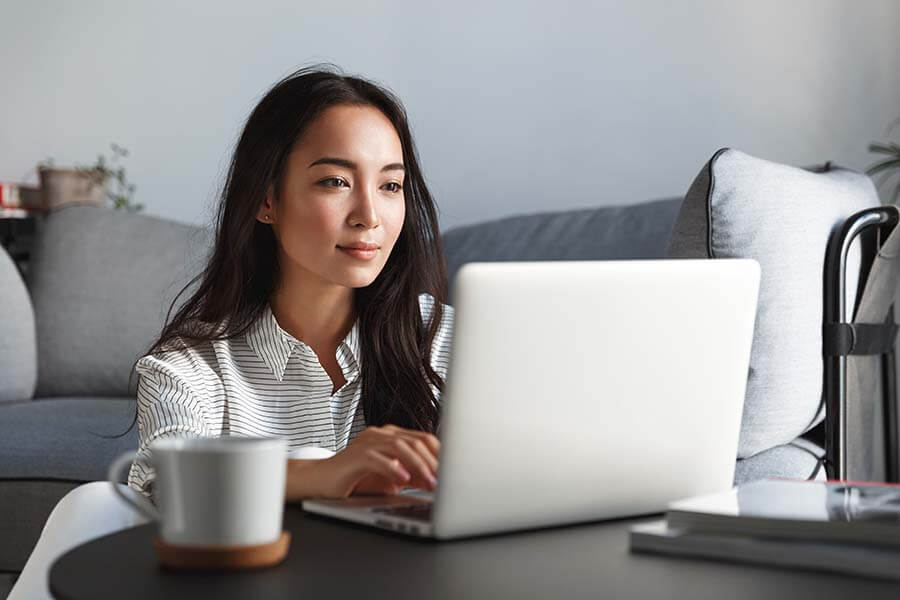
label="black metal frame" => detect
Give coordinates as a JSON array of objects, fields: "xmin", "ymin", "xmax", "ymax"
[{"xmin": 823, "ymin": 205, "xmax": 900, "ymax": 481}]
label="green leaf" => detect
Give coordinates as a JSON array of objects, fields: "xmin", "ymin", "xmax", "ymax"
[
  {"xmin": 876, "ymin": 169, "xmax": 900, "ymax": 189},
  {"xmin": 869, "ymin": 142, "xmax": 900, "ymax": 156},
  {"xmin": 866, "ymin": 157, "xmax": 900, "ymax": 176}
]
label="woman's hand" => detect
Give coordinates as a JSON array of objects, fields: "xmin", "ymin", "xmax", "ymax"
[{"xmin": 300, "ymin": 425, "xmax": 440, "ymax": 499}]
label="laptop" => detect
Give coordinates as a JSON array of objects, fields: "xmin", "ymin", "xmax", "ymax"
[{"xmin": 303, "ymin": 259, "xmax": 760, "ymax": 540}]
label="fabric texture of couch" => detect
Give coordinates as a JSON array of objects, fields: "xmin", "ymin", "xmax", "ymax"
[{"xmin": 667, "ymin": 148, "xmax": 879, "ymax": 462}]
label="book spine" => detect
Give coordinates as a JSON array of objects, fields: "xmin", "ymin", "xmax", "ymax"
[{"xmin": 0, "ymin": 182, "xmax": 21, "ymax": 208}]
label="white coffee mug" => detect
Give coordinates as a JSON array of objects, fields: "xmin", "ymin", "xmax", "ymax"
[{"xmin": 108, "ymin": 436, "xmax": 288, "ymax": 547}]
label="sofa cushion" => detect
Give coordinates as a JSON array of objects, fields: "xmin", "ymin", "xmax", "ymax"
[
  {"xmin": 0, "ymin": 397, "xmax": 138, "ymax": 481},
  {"xmin": 668, "ymin": 148, "xmax": 879, "ymax": 459},
  {"xmin": 0, "ymin": 397, "xmax": 139, "ymax": 571},
  {"xmin": 442, "ymin": 197, "xmax": 682, "ymax": 299},
  {"xmin": 27, "ymin": 206, "xmax": 210, "ymax": 397},
  {"xmin": 0, "ymin": 243, "xmax": 37, "ymax": 403}
]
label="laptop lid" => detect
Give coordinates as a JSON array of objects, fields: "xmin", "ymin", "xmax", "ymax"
[{"xmin": 432, "ymin": 259, "xmax": 760, "ymax": 539}]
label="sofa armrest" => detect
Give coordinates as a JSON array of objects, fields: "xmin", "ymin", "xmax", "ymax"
[{"xmin": 0, "ymin": 243, "xmax": 36, "ymax": 402}]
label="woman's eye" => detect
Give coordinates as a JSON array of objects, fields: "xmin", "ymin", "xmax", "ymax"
[
  {"xmin": 383, "ymin": 182, "xmax": 402, "ymax": 193},
  {"xmin": 320, "ymin": 177, "xmax": 348, "ymax": 188}
]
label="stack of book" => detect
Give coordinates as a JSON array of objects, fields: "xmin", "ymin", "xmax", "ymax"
[
  {"xmin": 0, "ymin": 181, "xmax": 42, "ymax": 216},
  {"xmin": 629, "ymin": 478, "xmax": 900, "ymax": 580}
]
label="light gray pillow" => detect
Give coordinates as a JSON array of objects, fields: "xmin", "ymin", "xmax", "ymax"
[
  {"xmin": 667, "ymin": 148, "xmax": 879, "ymax": 459},
  {"xmin": 28, "ymin": 206, "xmax": 210, "ymax": 397},
  {"xmin": 0, "ymin": 244, "xmax": 37, "ymax": 402}
]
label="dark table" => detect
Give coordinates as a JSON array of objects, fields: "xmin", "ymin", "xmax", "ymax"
[{"xmin": 49, "ymin": 505, "xmax": 900, "ymax": 599}]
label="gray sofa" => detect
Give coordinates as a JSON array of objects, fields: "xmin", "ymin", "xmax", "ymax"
[{"xmin": 0, "ymin": 197, "xmax": 820, "ymax": 595}]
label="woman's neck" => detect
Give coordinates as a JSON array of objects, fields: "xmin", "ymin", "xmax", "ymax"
[{"xmin": 269, "ymin": 269, "xmax": 356, "ymax": 350}]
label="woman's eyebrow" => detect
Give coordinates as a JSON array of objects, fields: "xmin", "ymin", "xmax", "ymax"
[{"xmin": 308, "ymin": 157, "xmax": 405, "ymax": 172}]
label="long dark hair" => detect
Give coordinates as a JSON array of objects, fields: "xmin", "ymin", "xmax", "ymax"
[{"xmin": 115, "ymin": 64, "xmax": 447, "ymax": 438}]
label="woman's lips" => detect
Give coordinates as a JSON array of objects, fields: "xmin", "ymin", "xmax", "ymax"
[{"xmin": 337, "ymin": 246, "xmax": 378, "ymax": 260}]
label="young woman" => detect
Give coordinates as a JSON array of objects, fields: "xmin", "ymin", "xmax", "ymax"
[{"xmin": 10, "ymin": 65, "xmax": 453, "ymax": 599}]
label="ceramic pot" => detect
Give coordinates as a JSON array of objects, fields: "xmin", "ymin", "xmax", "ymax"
[{"xmin": 38, "ymin": 168, "xmax": 107, "ymax": 211}]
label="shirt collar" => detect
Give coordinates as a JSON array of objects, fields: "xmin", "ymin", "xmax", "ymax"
[{"xmin": 245, "ymin": 303, "xmax": 361, "ymax": 383}]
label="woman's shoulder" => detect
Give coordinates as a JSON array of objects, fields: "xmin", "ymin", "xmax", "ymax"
[
  {"xmin": 135, "ymin": 335, "xmax": 220, "ymax": 384},
  {"xmin": 417, "ymin": 293, "xmax": 454, "ymax": 357},
  {"xmin": 417, "ymin": 294, "xmax": 453, "ymax": 379},
  {"xmin": 417, "ymin": 292, "xmax": 454, "ymax": 323},
  {"xmin": 135, "ymin": 315, "xmax": 236, "ymax": 381}
]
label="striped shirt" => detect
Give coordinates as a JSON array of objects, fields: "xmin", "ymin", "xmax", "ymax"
[{"xmin": 127, "ymin": 293, "xmax": 453, "ymax": 501}]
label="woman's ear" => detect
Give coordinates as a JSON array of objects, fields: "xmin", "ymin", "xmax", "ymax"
[{"xmin": 256, "ymin": 186, "xmax": 276, "ymax": 224}]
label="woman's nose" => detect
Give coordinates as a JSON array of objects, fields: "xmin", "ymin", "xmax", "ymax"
[{"xmin": 349, "ymin": 187, "xmax": 380, "ymax": 228}]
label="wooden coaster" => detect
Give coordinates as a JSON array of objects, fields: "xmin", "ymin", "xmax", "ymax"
[{"xmin": 153, "ymin": 531, "xmax": 291, "ymax": 571}]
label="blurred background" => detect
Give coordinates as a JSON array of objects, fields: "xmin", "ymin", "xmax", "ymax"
[{"xmin": 2, "ymin": 0, "xmax": 899, "ymax": 231}]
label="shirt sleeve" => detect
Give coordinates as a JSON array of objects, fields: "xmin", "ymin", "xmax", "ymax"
[
  {"xmin": 431, "ymin": 304, "xmax": 454, "ymax": 384},
  {"xmin": 287, "ymin": 446, "xmax": 336, "ymax": 459},
  {"xmin": 418, "ymin": 293, "xmax": 455, "ymax": 404},
  {"xmin": 126, "ymin": 356, "xmax": 213, "ymax": 504}
]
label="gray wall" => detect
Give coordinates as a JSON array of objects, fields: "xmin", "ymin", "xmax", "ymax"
[{"xmin": 1, "ymin": 0, "xmax": 899, "ymax": 231}]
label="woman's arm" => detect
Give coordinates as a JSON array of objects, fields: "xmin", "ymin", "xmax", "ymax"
[
  {"xmin": 132, "ymin": 359, "xmax": 439, "ymax": 503},
  {"xmin": 285, "ymin": 458, "xmax": 331, "ymax": 501},
  {"xmin": 129, "ymin": 359, "xmax": 214, "ymax": 502},
  {"xmin": 284, "ymin": 425, "xmax": 440, "ymax": 501}
]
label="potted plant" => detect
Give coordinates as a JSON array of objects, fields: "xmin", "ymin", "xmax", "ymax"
[
  {"xmin": 867, "ymin": 118, "xmax": 900, "ymax": 203},
  {"xmin": 38, "ymin": 143, "xmax": 143, "ymax": 213}
]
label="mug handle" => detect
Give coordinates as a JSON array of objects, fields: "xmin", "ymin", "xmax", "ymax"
[{"xmin": 108, "ymin": 450, "xmax": 161, "ymax": 522}]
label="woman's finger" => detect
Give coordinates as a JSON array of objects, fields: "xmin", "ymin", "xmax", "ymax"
[
  {"xmin": 373, "ymin": 425, "xmax": 440, "ymax": 453},
  {"xmin": 365, "ymin": 444, "xmax": 435, "ymax": 492},
  {"xmin": 400, "ymin": 430, "xmax": 441, "ymax": 457},
  {"xmin": 375, "ymin": 424, "xmax": 441, "ymax": 457},
  {"xmin": 380, "ymin": 439, "xmax": 436, "ymax": 489},
  {"xmin": 363, "ymin": 448, "xmax": 412, "ymax": 485},
  {"xmin": 403, "ymin": 436, "xmax": 438, "ymax": 473},
  {"xmin": 352, "ymin": 472, "xmax": 404, "ymax": 496}
]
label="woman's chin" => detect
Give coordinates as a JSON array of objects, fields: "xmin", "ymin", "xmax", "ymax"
[{"xmin": 335, "ymin": 270, "xmax": 380, "ymax": 289}]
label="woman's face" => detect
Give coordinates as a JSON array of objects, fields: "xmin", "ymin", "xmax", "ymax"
[{"xmin": 259, "ymin": 104, "xmax": 406, "ymax": 290}]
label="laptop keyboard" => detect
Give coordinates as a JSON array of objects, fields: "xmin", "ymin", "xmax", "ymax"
[{"xmin": 370, "ymin": 503, "xmax": 433, "ymax": 522}]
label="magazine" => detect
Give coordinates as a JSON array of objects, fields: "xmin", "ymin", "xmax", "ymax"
[
  {"xmin": 630, "ymin": 519, "xmax": 900, "ymax": 581},
  {"xmin": 663, "ymin": 478, "xmax": 900, "ymax": 547}
]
